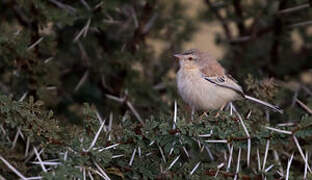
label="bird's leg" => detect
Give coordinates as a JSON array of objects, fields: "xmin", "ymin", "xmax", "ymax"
[
  {"xmin": 191, "ymin": 107, "xmax": 195, "ymax": 121},
  {"xmin": 199, "ymin": 112, "xmax": 209, "ymax": 120},
  {"xmin": 215, "ymin": 104, "xmax": 226, "ymax": 118}
]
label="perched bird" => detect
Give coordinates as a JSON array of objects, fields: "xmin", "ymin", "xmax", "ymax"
[{"xmin": 174, "ymin": 49, "xmax": 283, "ymax": 114}]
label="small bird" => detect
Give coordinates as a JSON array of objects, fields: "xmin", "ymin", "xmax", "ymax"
[{"xmin": 174, "ymin": 49, "xmax": 283, "ymax": 114}]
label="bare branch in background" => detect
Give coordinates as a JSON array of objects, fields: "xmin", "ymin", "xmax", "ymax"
[
  {"xmin": 48, "ymin": 0, "xmax": 76, "ymax": 14},
  {"xmin": 204, "ymin": 0, "xmax": 232, "ymax": 39}
]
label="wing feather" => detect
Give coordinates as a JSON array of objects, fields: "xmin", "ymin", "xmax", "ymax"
[{"xmin": 202, "ymin": 75, "xmax": 244, "ymax": 96}]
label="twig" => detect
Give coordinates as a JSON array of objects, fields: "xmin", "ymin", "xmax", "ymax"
[
  {"xmin": 304, "ymin": 152, "xmax": 308, "ymax": 179},
  {"xmin": 296, "ymin": 98, "xmax": 312, "ymax": 115},
  {"xmin": 74, "ymin": 71, "xmax": 89, "ymax": 92},
  {"xmin": 83, "ymin": 167, "xmax": 86, "ymax": 180},
  {"xmin": 25, "ymin": 137, "xmax": 30, "ymax": 157},
  {"xmin": 166, "ymin": 155, "xmax": 180, "ymax": 171},
  {"xmin": 80, "ymin": 0, "xmax": 91, "ymax": 10},
  {"xmin": 25, "ymin": 177, "xmax": 42, "ymax": 180},
  {"xmin": 226, "ymin": 144, "xmax": 233, "ymax": 172},
  {"xmin": 293, "ymin": 136, "xmax": 312, "ymax": 173},
  {"xmin": 105, "ymin": 94, "xmax": 125, "ymax": 103},
  {"xmin": 214, "ymin": 163, "xmax": 224, "ymax": 177},
  {"xmin": 262, "ymin": 140, "xmax": 270, "ymax": 171},
  {"xmin": 33, "ymin": 147, "xmax": 47, "ymax": 172},
  {"xmin": 234, "ymin": 148, "xmax": 242, "ymax": 180},
  {"xmin": 182, "ymin": 146, "xmax": 190, "ymax": 158},
  {"xmin": 19, "ymin": 92, "xmax": 28, "ymax": 102},
  {"xmin": 273, "ymin": 150, "xmax": 284, "ymax": 176},
  {"xmin": 169, "ymin": 141, "xmax": 176, "ymax": 155},
  {"xmin": 112, "ymin": 154, "xmax": 124, "ymax": 159},
  {"xmin": 44, "ymin": 57, "xmax": 54, "ymax": 64},
  {"xmin": 27, "ymin": 37, "xmax": 44, "ymax": 51},
  {"xmin": 205, "ymin": 145, "xmax": 214, "ymax": 161},
  {"xmin": 106, "ymin": 94, "xmax": 145, "ymax": 125},
  {"xmin": 126, "ymin": 101, "xmax": 144, "ymax": 125},
  {"xmin": 265, "ymin": 164, "xmax": 274, "ymax": 173},
  {"xmin": 286, "ymin": 153, "xmax": 294, "ymax": 180},
  {"xmin": 206, "ymin": 140, "xmax": 227, "ymax": 143},
  {"xmin": 11, "ymin": 128, "xmax": 20, "ymax": 149},
  {"xmin": 108, "ymin": 112, "xmax": 113, "ymax": 141},
  {"xmin": 47, "ymin": 0, "xmax": 76, "ymax": 14},
  {"xmin": 88, "ymin": 170, "xmax": 94, "ymax": 180},
  {"xmin": 129, "ymin": 148, "xmax": 137, "ymax": 166},
  {"xmin": 31, "ymin": 161, "xmax": 61, "ymax": 166},
  {"xmin": 98, "ymin": 143, "xmax": 120, "ymax": 152},
  {"xmin": 204, "ymin": 0, "xmax": 232, "ymax": 39},
  {"xmin": 142, "ymin": 13, "xmax": 158, "ymax": 34},
  {"xmin": 198, "ymin": 130, "xmax": 213, "ymax": 137},
  {"xmin": 173, "ymin": 100, "xmax": 177, "ymax": 130},
  {"xmin": 288, "ymin": 20, "xmax": 312, "ymax": 28},
  {"xmin": 85, "ymin": 120, "xmax": 105, "ymax": 152},
  {"xmin": 277, "ymin": 3, "xmax": 310, "ymax": 14},
  {"xmin": 138, "ymin": 146, "xmax": 141, "ymax": 157},
  {"xmin": 93, "ymin": 161, "xmax": 111, "ymax": 180},
  {"xmin": 265, "ymin": 126, "xmax": 292, "ymax": 135},
  {"xmin": 277, "ymin": 122, "xmax": 296, "ymax": 127},
  {"xmin": 0, "ymin": 155, "xmax": 27, "ymax": 180},
  {"xmin": 158, "ymin": 145, "xmax": 166, "ymax": 163},
  {"xmin": 231, "ymin": 104, "xmax": 251, "ymax": 167},
  {"xmin": 73, "ymin": 18, "xmax": 91, "ymax": 42},
  {"xmin": 257, "ymin": 148, "xmax": 261, "ymax": 172},
  {"xmin": 190, "ymin": 162, "xmax": 201, "ymax": 175}
]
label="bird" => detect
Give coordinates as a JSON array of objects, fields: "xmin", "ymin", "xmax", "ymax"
[{"xmin": 174, "ymin": 49, "xmax": 283, "ymax": 114}]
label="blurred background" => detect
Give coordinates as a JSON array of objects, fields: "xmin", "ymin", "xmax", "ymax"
[
  {"xmin": 1, "ymin": 0, "xmax": 311, "ymax": 123},
  {"xmin": 1, "ymin": 0, "xmax": 312, "ymax": 179}
]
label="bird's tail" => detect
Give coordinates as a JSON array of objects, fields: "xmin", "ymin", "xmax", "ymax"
[{"xmin": 244, "ymin": 95, "xmax": 283, "ymax": 114}]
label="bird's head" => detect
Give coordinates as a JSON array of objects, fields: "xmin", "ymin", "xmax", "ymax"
[{"xmin": 173, "ymin": 49, "xmax": 202, "ymax": 70}]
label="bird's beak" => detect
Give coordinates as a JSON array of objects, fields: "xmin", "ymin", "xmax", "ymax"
[{"xmin": 173, "ymin": 54, "xmax": 183, "ymax": 60}]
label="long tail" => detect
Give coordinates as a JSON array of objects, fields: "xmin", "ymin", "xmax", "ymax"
[{"xmin": 244, "ymin": 95, "xmax": 283, "ymax": 114}]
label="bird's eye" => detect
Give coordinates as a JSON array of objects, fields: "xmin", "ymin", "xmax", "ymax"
[{"xmin": 188, "ymin": 57, "xmax": 193, "ymax": 60}]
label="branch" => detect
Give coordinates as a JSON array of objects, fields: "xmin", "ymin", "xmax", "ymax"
[
  {"xmin": 232, "ymin": 0, "xmax": 246, "ymax": 36},
  {"xmin": 204, "ymin": 0, "xmax": 232, "ymax": 39}
]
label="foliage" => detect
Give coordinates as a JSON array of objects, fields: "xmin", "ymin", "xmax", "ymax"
[{"xmin": 0, "ymin": 0, "xmax": 312, "ymax": 179}]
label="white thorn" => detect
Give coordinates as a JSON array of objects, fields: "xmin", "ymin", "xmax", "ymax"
[
  {"xmin": 265, "ymin": 126, "xmax": 292, "ymax": 135},
  {"xmin": 94, "ymin": 161, "xmax": 111, "ymax": 180},
  {"xmin": 0, "ymin": 155, "xmax": 27, "ymax": 179},
  {"xmin": 86, "ymin": 120, "xmax": 106, "ymax": 152},
  {"xmin": 257, "ymin": 148, "xmax": 261, "ymax": 172},
  {"xmin": 262, "ymin": 140, "xmax": 270, "ymax": 171},
  {"xmin": 158, "ymin": 146, "xmax": 166, "ymax": 162},
  {"xmin": 98, "ymin": 143, "xmax": 120, "ymax": 152},
  {"xmin": 166, "ymin": 155, "xmax": 180, "ymax": 171},
  {"xmin": 205, "ymin": 145, "xmax": 214, "ymax": 161},
  {"xmin": 226, "ymin": 144, "xmax": 233, "ymax": 172},
  {"xmin": 25, "ymin": 137, "xmax": 30, "ymax": 157},
  {"xmin": 33, "ymin": 147, "xmax": 47, "ymax": 172},
  {"xmin": 304, "ymin": 152, "xmax": 308, "ymax": 180},
  {"xmin": 129, "ymin": 148, "xmax": 137, "ymax": 166},
  {"xmin": 265, "ymin": 164, "xmax": 274, "ymax": 172},
  {"xmin": 286, "ymin": 153, "xmax": 294, "ymax": 180},
  {"xmin": 205, "ymin": 140, "xmax": 227, "ymax": 143},
  {"xmin": 27, "ymin": 37, "xmax": 44, "ymax": 51},
  {"xmin": 293, "ymin": 136, "xmax": 312, "ymax": 173},
  {"xmin": 112, "ymin": 154, "xmax": 124, "ymax": 159},
  {"xmin": 173, "ymin": 100, "xmax": 177, "ymax": 129},
  {"xmin": 234, "ymin": 148, "xmax": 241, "ymax": 180},
  {"xmin": 190, "ymin": 162, "xmax": 201, "ymax": 175},
  {"xmin": 19, "ymin": 92, "xmax": 28, "ymax": 102}
]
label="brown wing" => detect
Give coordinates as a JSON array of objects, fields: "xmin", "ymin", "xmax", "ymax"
[
  {"xmin": 202, "ymin": 75, "xmax": 244, "ymax": 96},
  {"xmin": 199, "ymin": 58, "xmax": 225, "ymax": 77}
]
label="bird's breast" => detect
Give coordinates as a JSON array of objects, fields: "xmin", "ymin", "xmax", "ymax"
[{"xmin": 177, "ymin": 69, "xmax": 239, "ymax": 111}]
